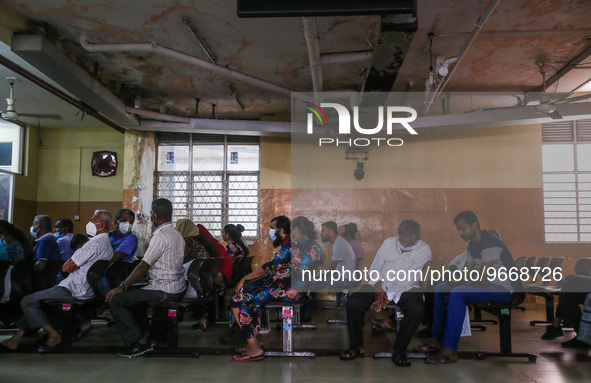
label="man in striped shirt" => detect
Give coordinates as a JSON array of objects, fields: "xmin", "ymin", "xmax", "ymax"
[{"xmin": 106, "ymin": 198, "xmax": 186, "ymax": 358}]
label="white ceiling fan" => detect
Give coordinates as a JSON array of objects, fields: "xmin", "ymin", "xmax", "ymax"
[
  {"xmin": 1, "ymin": 77, "xmax": 62, "ymax": 123},
  {"xmin": 535, "ymin": 61, "xmax": 562, "ymax": 120}
]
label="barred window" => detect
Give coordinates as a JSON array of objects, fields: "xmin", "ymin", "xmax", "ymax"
[
  {"xmin": 155, "ymin": 133, "xmax": 260, "ymax": 238},
  {"xmin": 542, "ymin": 119, "xmax": 591, "ymax": 242}
]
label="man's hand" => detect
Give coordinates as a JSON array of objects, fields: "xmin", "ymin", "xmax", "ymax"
[
  {"xmin": 105, "ymin": 287, "xmax": 124, "ymax": 303},
  {"xmin": 374, "ymin": 291, "xmax": 389, "ymax": 312}
]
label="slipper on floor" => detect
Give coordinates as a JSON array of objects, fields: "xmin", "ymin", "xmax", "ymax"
[
  {"xmin": 74, "ymin": 325, "xmax": 94, "ymax": 341},
  {"xmin": 339, "ymin": 348, "xmax": 364, "ymax": 361},
  {"xmin": 413, "ymin": 343, "xmax": 440, "ymax": 354},
  {"xmin": 235, "ymin": 346, "xmax": 249, "ymax": 354},
  {"xmin": 232, "ymin": 354, "xmax": 264, "ymax": 362},
  {"xmin": 424, "ymin": 354, "xmax": 457, "ymax": 365}
]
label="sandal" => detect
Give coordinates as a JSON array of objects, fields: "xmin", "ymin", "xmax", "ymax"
[
  {"xmin": 232, "ymin": 353, "xmax": 265, "ymax": 362},
  {"xmin": 339, "ymin": 348, "xmax": 364, "ymax": 361},
  {"xmin": 74, "ymin": 324, "xmax": 94, "ymax": 341},
  {"xmin": 371, "ymin": 318, "xmax": 395, "ymax": 332},
  {"xmin": 414, "ymin": 343, "xmax": 440, "ymax": 354},
  {"xmin": 392, "ymin": 352, "xmax": 411, "ymax": 367},
  {"xmin": 192, "ymin": 322, "xmax": 207, "ymax": 332},
  {"xmin": 425, "ymin": 350, "xmax": 458, "ymax": 365},
  {"xmin": 235, "ymin": 346, "xmax": 249, "ymax": 354}
]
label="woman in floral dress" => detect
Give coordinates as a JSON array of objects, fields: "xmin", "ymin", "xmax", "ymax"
[{"xmin": 231, "ymin": 216, "xmax": 323, "ymax": 362}]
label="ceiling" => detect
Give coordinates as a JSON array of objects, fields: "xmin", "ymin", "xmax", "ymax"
[{"xmin": 0, "ymin": 0, "xmax": 591, "ymax": 132}]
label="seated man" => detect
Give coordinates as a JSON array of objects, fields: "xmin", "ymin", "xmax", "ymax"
[
  {"xmin": 54, "ymin": 218, "xmax": 74, "ymax": 261},
  {"xmin": 109, "ymin": 208, "xmax": 138, "ymax": 262},
  {"xmin": 106, "ymin": 198, "xmax": 186, "ymax": 358},
  {"xmin": 314, "ymin": 221, "xmax": 356, "ymax": 290},
  {"xmin": 573, "ymin": 292, "xmax": 591, "ymax": 347},
  {"xmin": 1, "ymin": 210, "xmax": 114, "ymax": 350},
  {"xmin": 30, "ymin": 215, "xmax": 61, "ymax": 290},
  {"xmin": 420, "ymin": 211, "xmax": 516, "ymax": 364},
  {"xmin": 341, "ymin": 219, "xmax": 431, "ymax": 367}
]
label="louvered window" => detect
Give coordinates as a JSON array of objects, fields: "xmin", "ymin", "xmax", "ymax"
[{"xmin": 542, "ymin": 119, "xmax": 591, "ymax": 242}]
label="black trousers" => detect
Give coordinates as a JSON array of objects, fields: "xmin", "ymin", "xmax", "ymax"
[
  {"xmin": 556, "ymin": 275, "xmax": 591, "ymax": 332},
  {"xmin": 346, "ymin": 284, "xmax": 424, "ymax": 355}
]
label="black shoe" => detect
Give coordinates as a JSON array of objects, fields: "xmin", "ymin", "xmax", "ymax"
[
  {"xmin": 561, "ymin": 337, "xmax": 591, "ymax": 349},
  {"xmin": 392, "ymin": 352, "xmax": 411, "ymax": 367},
  {"xmin": 117, "ymin": 342, "xmax": 154, "ymax": 358},
  {"xmin": 541, "ymin": 325, "xmax": 564, "ymax": 340}
]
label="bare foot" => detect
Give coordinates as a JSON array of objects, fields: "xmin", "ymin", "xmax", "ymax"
[
  {"xmin": 45, "ymin": 333, "xmax": 61, "ymax": 348},
  {"xmin": 1, "ymin": 338, "xmax": 19, "ymax": 350}
]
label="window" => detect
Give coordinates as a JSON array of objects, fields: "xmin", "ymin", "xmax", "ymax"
[
  {"xmin": 155, "ymin": 133, "xmax": 260, "ymax": 238},
  {"xmin": 542, "ymin": 120, "xmax": 591, "ymax": 242},
  {"xmin": 0, "ymin": 120, "xmax": 25, "ymax": 175}
]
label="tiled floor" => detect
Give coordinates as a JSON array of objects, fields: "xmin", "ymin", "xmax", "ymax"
[{"xmin": 1, "ymin": 302, "xmax": 590, "ymax": 383}]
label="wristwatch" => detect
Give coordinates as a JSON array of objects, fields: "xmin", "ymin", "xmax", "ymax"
[{"xmin": 119, "ymin": 282, "xmax": 127, "ymax": 291}]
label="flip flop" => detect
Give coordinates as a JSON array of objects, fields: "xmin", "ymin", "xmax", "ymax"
[
  {"xmin": 392, "ymin": 352, "xmax": 411, "ymax": 367},
  {"xmin": 414, "ymin": 343, "xmax": 440, "ymax": 354},
  {"xmin": 425, "ymin": 352, "xmax": 457, "ymax": 365},
  {"xmin": 339, "ymin": 348, "xmax": 364, "ymax": 361},
  {"xmin": 232, "ymin": 353, "xmax": 265, "ymax": 362},
  {"xmin": 235, "ymin": 346, "xmax": 249, "ymax": 354}
]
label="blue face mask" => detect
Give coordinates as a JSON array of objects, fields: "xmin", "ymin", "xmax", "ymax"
[
  {"xmin": 0, "ymin": 238, "xmax": 7, "ymax": 247},
  {"xmin": 269, "ymin": 228, "xmax": 277, "ymax": 241},
  {"xmin": 30, "ymin": 226, "xmax": 37, "ymax": 238},
  {"xmin": 54, "ymin": 233, "xmax": 64, "ymax": 239}
]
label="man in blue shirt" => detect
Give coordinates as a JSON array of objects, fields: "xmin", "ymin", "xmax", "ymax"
[
  {"xmin": 31, "ymin": 215, "xmax": 61, "ymax": 291},
  {"xmin": 109, "ymin": 209, "xmax": 138, "ymax": 262},
  {"xmin": 54, "ymin": 218, "xmax": 74, "ymax": 261}
]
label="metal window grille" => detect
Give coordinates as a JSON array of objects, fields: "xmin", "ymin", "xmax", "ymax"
[
  {"xmin": 155, "ymin": 135, "xmax": 260, "ymax": 238},
  {"xmin": 542, "ymin": 119, "xmax": 591, "ymax": 242}
]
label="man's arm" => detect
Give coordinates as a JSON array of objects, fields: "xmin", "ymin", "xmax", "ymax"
[
  {"xmin": 105, "ymin": 261, "xmax": 151, "ymax": 302},
  {"xmin": 111, "ymin": 235, "xmax": 138, "ymax": 262},
  {"xmin": 62, "ymin": 258, "xmax": 80, "ymax": 273},
  {"xmin": 33, "ymin": 259, "xmax": 47, "ymax": 274}
]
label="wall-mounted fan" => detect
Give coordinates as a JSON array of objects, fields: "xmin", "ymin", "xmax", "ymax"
[{"xmin": 1, "ymin": 77, "xmax": 62, "ymax": 123}]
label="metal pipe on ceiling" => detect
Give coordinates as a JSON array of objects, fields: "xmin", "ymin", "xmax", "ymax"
[
  {"xmin": 79, "ymin": 33, "xmax": 293, "ymax": 97},
  {"xmin": 0, "ymin": 53, "xmax": 125, "ymax": 133},
  {"xmin": 319, "ymin": 50, "xmax": 372, "ymax": 65},
  {"xmin": 303, "ymin": 17, "xmax": 323, "ymax": 99},
  {"xmin": 421, "ymin": 0, "xmax": 502, "ymax": 116}
]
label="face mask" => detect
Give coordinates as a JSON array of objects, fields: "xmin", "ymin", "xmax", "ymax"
[
  {"xmin": 30, "ymin": 226, "xmax": 37, "ymax": 238},
  {"xmin": 0, "ymin": 238, "xmax": 7, "ymax": 247},
  {"xmin": 119, "ymin": 221, "xmax": 131, "ymax": 234},
  {"xmin": 86, "ymin": 221, "xmax": 98, "ymax": 237},
  {"xmin": 269, "ymin": 228, "xmax": 277, "ymax": 241},
  {"xmin": 54, "ymin": 233, "xmax": 64, "ymax": 239},
  {"xmin": 398, "ymin": 240, "xmax": 416, "ymax": 252}
]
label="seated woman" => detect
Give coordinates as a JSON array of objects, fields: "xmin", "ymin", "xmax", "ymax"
[
  {"xmin": 175, "ymin": 219, "xmax": 211, "ymax": 263},
  {"xmin": 222, "ymin": 224, "xmax": 249, "ymax": 258},
  {"xmin": 230, "ymin": 216, "xmax": 323, "ymax": 362},
  {"xmin": 0, "ymin": 220, "xmax": 34, "ymax": 266}
]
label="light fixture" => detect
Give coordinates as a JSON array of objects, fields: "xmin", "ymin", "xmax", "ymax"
[{"xmin": 346, "ymin": 147, "xmax": 368, "ymax": 181}]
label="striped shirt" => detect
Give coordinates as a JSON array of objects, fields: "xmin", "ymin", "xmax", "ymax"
[{"xmin": 142, "ymin": 222, "xmax": 186, "ymax": 294}]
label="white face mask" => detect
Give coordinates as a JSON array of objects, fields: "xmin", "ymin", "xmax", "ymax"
[
  {"xmin": 86, "ymin": 221, "xmax": 98, "ymax": 237},
  {"xmin": 30, "ymin": 226, "xmax": 38, "ymax": 238},
  {"xmin": 119, "ymin": 221, "xmax": 131, "ymax": 234},
  {"xmin": 269, "ymin": 228, "xmax": 277, "ymax": 241},
  {"xmin": 398, "ymin": 240, "xmax": 416, "ymax": 253}
]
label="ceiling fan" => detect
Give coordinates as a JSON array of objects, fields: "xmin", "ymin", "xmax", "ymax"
[
  {"xmin": 535, "ymin": 61, "xmax": 562, "ymax": 120},
  {"xmin": 1, "ymin": 77, "xmax": 62, "ymax": 123}
]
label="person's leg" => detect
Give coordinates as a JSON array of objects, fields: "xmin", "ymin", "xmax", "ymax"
[
  {"xmin": 110, "ymin": 289, "xmax": 166, "ymax": 346},
  {"xmin": 345, "ymin": 284, "xmax": 375, "ymax": 353},
  {"xmin": 2, "ymin": 286, "xmax": 74, "ymax": 349},
  {"xmin": 430, "ymin": 282, "xmax": 452, "ymax": 348},
  {"xmin": 442, "ymin": 284, "xmax": 512, "ymax": 352},
  {"xmin": 393, "ymin": 289, "xmax": 424, "ymax": 355},
  {"xmin": 575, "ymin": 293, "xmax": 591, "ymax": 345}
]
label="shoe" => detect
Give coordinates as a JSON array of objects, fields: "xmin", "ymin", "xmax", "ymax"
[
  {"xmin": 561, "ymin": 337, "xmax": 591, "ymax": 349},
  {"xmin": 339, "ymin": 348, "xmax": 364, "ymax": 361},
  {"xmin": 392, "ymin": 352, "xmax": 411, "ymax": 367},
  {"xmin": 117, "ymin": 342, "xmax": 154, "ymax": 358},
  {"xmin": 541, "ymin": 325, "xmax": 564, "ymax": 340}
]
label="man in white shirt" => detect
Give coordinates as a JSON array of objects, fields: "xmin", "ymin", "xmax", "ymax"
[
  {"xmin": 106, "ymin": 198, "xmax": 186, "ymax": 358},
  {"xmin": 341, "ymin": 220, "xmax": 431, "ymax": 367},
  {"xmin": 315, "ymin": 221, "xmax": 356, "ymax": 290},
  {"xmin": 1, "ymin": 210, "xmax": 114, "ymax": 350}
]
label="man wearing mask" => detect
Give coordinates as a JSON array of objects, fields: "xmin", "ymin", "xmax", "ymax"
[
  {"xmin": 54, "ymin": 218, "xmax": 74, "ymax": 261},
  {"xmin": 106, "ymin": 198, "xmax": 186, "ymax": 358},
  {"xmin": 109, "ymin": 209, "xmax": 138, "ymax": 262},
  {"xmin": 0, "ymin": 210, "xmax": 113, "ymax": 350},
  {"xmin": 30, "ymin": 215, "xmax": 61, "ymax": 290},
  {"xmin": 341, "ymin": 220, "xmax": 431, "ymax": 367}
]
